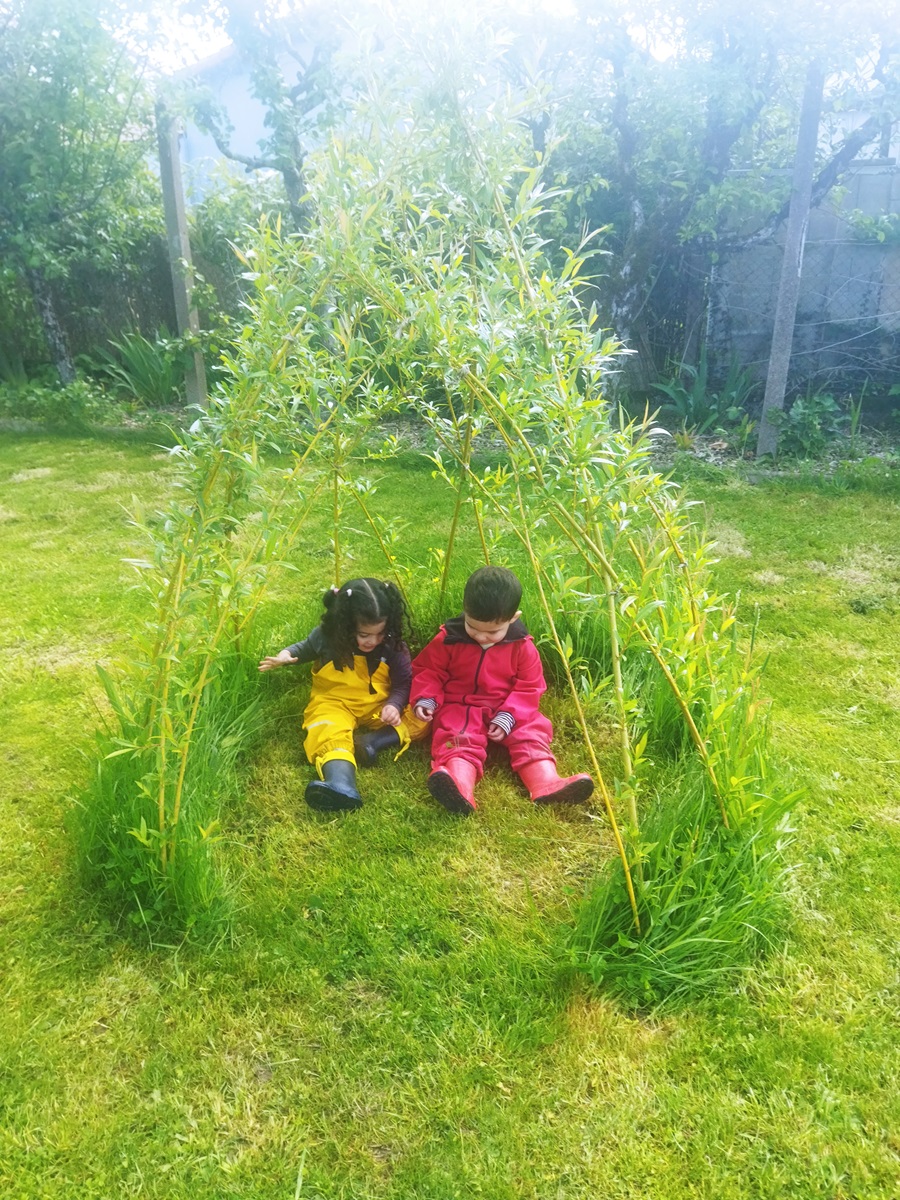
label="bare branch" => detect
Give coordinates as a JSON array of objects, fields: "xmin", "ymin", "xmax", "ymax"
[{"xmin": 731, "ymin": 110, "xmax": 887, "ymax": 249}]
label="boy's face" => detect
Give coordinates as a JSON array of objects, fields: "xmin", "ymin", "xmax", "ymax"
[
  {"xmin": 356, "ymin": 618, "xmax": 387, "ymax": 652},
  {"xmin": 463, "ymin": 611, "xmax": 521, "ymax": 647}
]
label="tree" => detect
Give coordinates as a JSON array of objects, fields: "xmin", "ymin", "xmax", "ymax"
[
  {"xmin": 180, "ymin": 0, "xmax": 348, "ymax": 230},
  {"xmin": 755, "ymin": 61, "xmax": 824, "ymax": 458},
  {"xmin": 144, "ymin": 0, "xmax": 900, "ymax": 398},
  {"xmin": 0, "ymin": 0, "xmax": 159, "ymax": 381},
  {"xmin": 515, "ymin": 0, "xmax": 900, "ymax": 387}
]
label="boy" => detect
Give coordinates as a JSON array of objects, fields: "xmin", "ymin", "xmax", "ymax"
[{"xmin": 411, "ymin": 565, "xmax": 593, "ymax": 815}]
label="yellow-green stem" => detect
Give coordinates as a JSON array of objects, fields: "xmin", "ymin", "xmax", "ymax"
[
  {"xmin": 461, "ymin": 371, "xmax": 545, "ymax": 483},
  {"xmin": 583, "ymin": 484, "xmax": 635, "ymax": 797},
  {"xmin": 146, "ymin": 549, "xmax": 188, "ymax": 746},
  {"xmin": 515, "ymin": 485, "xmax": 641, "ymax": 934},
  {"xmin": 332, "ymin": 451, "xmax": 341, "ymax": 586},
  {"xmin": 170, "ymin": 602, "xmax": 235, "ymax": 840},
  {"xmin": 647, "ymin": 498, "xmax": 724, "ymax": 793},
  {"xmin": 473, "ymin": 499, "xmax": 490, "ymax": 565},
  {"xmin": 349, "ymin": 488, "xmax": 410, "ymax": 604},
  {"xmin": 605, "ymin": 572, "xmax": 635, "ymax": 796},
  {"xmin": 156, "ymin": 668, "xmax": 172, "ymax": 874},
  {"xmin": 438, "ymin": 421, "xmax": 474, "ymax": 617},
  {"xmin": 636, "ymin": 621, "xmax": 730, "ymax": 828}
]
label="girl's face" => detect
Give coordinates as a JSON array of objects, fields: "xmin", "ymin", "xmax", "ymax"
[{"xmin": 356, "ymin": 618, "xmax": 387, "ymax": 653}]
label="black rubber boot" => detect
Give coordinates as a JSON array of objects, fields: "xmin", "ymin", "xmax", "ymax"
[
  {"xmin": 353, "ymin": 726, "xmax": 402, "ymax": 767},
  {"xmin": 305, "ymin": 759, "xmax": 363, "ymax": 812}
]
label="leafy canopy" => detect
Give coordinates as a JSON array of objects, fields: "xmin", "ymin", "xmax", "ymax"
[{"xmin": 0, "ymin": 0, "xmax": 160, "ymax": 278}]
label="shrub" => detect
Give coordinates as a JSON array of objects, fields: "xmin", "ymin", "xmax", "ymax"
[
  {"xmin": 92, "ymin": 329, "xmax": 185, "ymax": 407},
  {"xmin": 0, "ymin": 378, "xmax": 119, "ymax": 427},
  {"xmin": 775, "ymin": 392, "xmax": 845, "ymax": 458},
  {"xmin": 652, "ymin": 350, "xmax": 758, "ymax": 435}
]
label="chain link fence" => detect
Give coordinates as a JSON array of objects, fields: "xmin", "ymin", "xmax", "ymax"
[{"xmin": 708, "ymin": 163, "xmax": 900, "ymax": 400}]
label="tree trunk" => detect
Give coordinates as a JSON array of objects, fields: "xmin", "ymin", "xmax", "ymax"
[
  {"xmin": 26, "ymin": 267, "xmax": 75, "ymax": 385},
  {"xmin": 755, "ymin": 62, "xmax": 824, "ymax": 458}
]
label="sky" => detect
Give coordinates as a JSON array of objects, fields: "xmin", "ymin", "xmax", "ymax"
[{"xmin": 146, "ymin": 0, "xmax": 581, "ymax": 75}]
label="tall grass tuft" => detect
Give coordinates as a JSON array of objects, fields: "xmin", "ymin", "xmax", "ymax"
[
  {"xmin": 74, "ymin": 653, "xmax": 266, "ymax": 938},
  {"xmin": 571, "ymin": 760, "xmax": 794, "ymax": 1010}
]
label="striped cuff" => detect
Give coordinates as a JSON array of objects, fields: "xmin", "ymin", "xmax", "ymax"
[
  {"xmin": 416, "ymin": 697, "xmax": 437, "ymax": 713},
  {"xmin": 491, "ymin": 711, "xmax": 515, "ymax": 735}
]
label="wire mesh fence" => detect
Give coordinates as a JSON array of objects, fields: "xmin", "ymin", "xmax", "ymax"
[
  {"xmin": 710, "ymin": 234, "xmax": 900, "ymax": 397},
  {"xmin": 710, "ymin": 163, "xmax": 900, "ymax": 399},
  {"xmin": 637, "ymin": 163, "xmax": 900, "ymax": 405}
]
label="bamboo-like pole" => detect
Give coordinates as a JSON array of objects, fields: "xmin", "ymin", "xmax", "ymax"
[
  {"xmin": 156, "ymin": 670, "xmax": 172, "ymax": 873},
  {"xmin": 332, "ymin": 445, "xmax": 342, "ymax": 587},
  {"xmin": 635, "ymin": 620, "xmax": 729, "ymax": 828},
  {"xmin": 438, "ymin": 420, "xmax": 474, "ymax": 618},
  {"xmin": 605, "ymin": 573, "xmax": 636, "ymax": 810},
  {"xmin": 170, "ymin": 601, "xmax": 236, "ymax": 839},
  {"xmin": 515, "ymin": 485, "xmax": 642, "ymax": 933},
  {"xmin": 473, "ymin": 498, "xmax": 490, "ymax": 565},
  {"xmin": 582, "ymin": 483, "xmax": 636, "ymax": 805},
  {"xmin": 349, "ymin": 488, "xmax": 410, "ymax": 603}
]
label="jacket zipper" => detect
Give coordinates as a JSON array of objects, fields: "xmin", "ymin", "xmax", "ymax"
[{"xmin": 471, "ymin": 645, "xmax": 488, "ymax": 692}]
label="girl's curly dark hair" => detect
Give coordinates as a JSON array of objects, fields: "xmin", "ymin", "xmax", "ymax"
[{"xmin": 320, "ymin": 578, "xmax": 408, "ymax": 670}]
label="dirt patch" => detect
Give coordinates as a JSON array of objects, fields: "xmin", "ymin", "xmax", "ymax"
[
  {"xmin": 71, "ymin": 470, "xmax": 129, "ymax": 494},
  {"xmin": 751, "ymin": 569, "xmax": 785, "ymax": 587},
  {"xmin": 709, "ymin": 522, "xmax": 751, "ymax": 558},
  {"xmin": 832, "ymin": 545, "xmax": 900, "ymax": 614},
  {"xmin": 10, "ymin": 467, "xmax": 52, "ymax": 483},
  {"xmin": 834, "ymin": 545, "xmax": 899, "ymax": 587}
]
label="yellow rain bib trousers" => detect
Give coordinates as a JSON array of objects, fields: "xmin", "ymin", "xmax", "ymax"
[{"xmin": 302, "ymin": 654, "xmax": 426, "ymax": 776}]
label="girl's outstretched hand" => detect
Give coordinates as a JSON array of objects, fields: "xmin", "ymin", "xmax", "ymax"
[
  {"xmin": 380, "ymin": 703, "xmax": 401, "ymax": 727},
  {"xmin": 258, "ymin": 650, "xmax": 298, "ymax": 672}
]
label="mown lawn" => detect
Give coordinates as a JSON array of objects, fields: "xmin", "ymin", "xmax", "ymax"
[{"xmin": 1, "ymin": 432, "xmax": 898, "ymax": 1199}]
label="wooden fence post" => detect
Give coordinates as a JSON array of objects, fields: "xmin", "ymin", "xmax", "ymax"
[
  {"xmin": 156, "ymin": 100, "xmax": 207, "ymax": 409},
  {"xmin": 756, "ymin": 62, "xmax": 824, "ymax": 458}
]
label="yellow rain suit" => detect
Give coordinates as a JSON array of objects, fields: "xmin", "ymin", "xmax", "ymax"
[{"xmin": 284, "ymin": 626, "xmax": 426, "ymax": 775}]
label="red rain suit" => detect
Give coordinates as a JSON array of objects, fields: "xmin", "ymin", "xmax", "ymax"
[{"xmin": 410, "ymin": 616, "xmax": 558, "ymax": 778}]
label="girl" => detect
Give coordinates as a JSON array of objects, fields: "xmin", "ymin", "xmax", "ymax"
[{"xmin": 259, "ymin": 578, "xmax": 421, "ymax": 811}]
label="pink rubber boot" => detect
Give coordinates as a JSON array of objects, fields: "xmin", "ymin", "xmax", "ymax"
[
  {"xmin": 517, "ymin": 759, "xmax": 593, "ymax": 806},
  {"xmin": 427, "ymin": 758, "xmax": 478, "ymax": 816}
]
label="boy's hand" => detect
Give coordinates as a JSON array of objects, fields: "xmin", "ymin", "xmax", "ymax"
[
  {"xmin": 414, "ymin": 701, "xmax": 435, "ymax": 722},
  {"xmin": 487, "ymin": 722, "xmax": 506, "ymax": 742},
  {"xmin": 380, "ymin": 703, "xmax": 401, "ymax": 727},
  {"xmin": 258, "ymin": 650, "xmax": 298, "ymax": 672}
]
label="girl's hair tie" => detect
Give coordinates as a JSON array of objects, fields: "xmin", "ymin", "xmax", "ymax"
[
  {"xmin": 345, "ymin": 587, "xmax": 352, "ymax": 596},
  {"xmin": 331, "ymin": 585, "xmax": 339, "ymax": 593}
]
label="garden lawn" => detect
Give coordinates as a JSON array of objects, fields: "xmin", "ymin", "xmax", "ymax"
[{"xmin": 1, "ymin": 433, "xmax": 898, "ymax": 1199}]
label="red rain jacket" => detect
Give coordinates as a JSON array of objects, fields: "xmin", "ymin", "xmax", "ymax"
[{"xmin": 410, "ymin": 616, "xmax": 546, "ymax": 735}]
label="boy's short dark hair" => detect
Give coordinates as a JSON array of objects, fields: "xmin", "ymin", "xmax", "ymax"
[{"xmin": 463, "ymin": 565, "xmax": 522, "ymax": 622}]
